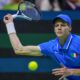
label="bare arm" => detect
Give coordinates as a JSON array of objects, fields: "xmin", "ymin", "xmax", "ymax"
[
  {"xmin": 3, "ymin": 14, "xmax": 42, "ymax": 56},
  {"xmin": 52, "ymin": 67, "xmax": 80, "ymax": 80}
]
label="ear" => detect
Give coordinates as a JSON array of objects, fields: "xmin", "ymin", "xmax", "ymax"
[{"xmin": 69, "ymin": 27, "xmax": 72, "ymax": 32}]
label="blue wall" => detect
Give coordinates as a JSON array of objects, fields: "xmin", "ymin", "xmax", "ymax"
[{"xmin": 0, "ymin": 10, "xmax": 80, "ymax": 20}]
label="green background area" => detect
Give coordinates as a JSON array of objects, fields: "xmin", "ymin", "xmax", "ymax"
[{"xmin": 0, "ymin": 33, "xmax": 56, "ymax": 48}]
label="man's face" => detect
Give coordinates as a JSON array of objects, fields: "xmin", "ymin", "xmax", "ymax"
[{"xmin": 54, "ymin": 20, "xmax": 71, "ymax": 38}]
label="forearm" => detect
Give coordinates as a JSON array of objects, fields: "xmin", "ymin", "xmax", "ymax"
[
  {"xmin": 9, "ymin": 33, "xmax": 23, "ymax": 50},
  {"xmin": 6, "ymin": 22, "xmax": 23, "ymax": 50}
]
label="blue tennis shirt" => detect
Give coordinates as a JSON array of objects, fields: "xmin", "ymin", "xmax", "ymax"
[{"xmin": 38, "ymin": 33, "xmax": 80, "ymax": 80}]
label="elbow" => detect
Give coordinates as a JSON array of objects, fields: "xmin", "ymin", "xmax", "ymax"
[
  {"xmin": 13, "ymin": 46, "xmax": 24, "ymax": 55},
  {"xmin": 13, "ymin": 46, "xmax": 31, "ymax": 55},
  {"xmin": 14, "ymin": 50, "xmax": 21, "ymax": 55}
]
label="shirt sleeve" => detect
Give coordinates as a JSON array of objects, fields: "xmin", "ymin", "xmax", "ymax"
[{"xmin": 38, "ymin": 41, "xmax": 51, "ymax": 56}]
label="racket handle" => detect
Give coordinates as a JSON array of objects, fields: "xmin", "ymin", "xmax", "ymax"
[{"xmin": 12, "ymin": 14, "xmax": 17, "ymax": 18}]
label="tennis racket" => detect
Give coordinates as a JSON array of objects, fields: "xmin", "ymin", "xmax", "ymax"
[{"xmin": 6, "ymin": 1, "xmax": 40, "ymax": 20}]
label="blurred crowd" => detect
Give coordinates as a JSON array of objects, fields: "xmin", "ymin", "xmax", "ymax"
[
  {"xmin": 36, "ymin": 0, "xmax": 80, "ymax": 11},
  {"xmin": 0, "ymin": 0, "xmax": 23, "ymax": 10},
  {"xmin": 0, "ymin": 0, "xmax": 80, "ymax": 11}
]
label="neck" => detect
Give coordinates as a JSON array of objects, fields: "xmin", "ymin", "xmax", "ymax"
[{"xmin": 58, "ymin": 33, "xmax": 70, "ymax": 47}]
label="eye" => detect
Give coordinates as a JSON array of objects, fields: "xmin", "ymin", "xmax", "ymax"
[
  {"xmin": 54, "ymin": 24, "xmax": 59, "ymax": 27},
  {"xmin": 61, "ymin": 24, "xmax": 66, "ymax": 27}
]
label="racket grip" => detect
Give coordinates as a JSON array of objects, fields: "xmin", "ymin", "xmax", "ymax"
[{"xmin": 12, "ymin": 14, "xmax": 17, "ymax": 18}]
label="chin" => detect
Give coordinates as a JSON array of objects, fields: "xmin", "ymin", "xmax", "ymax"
[{"xmin": 56, "ymin": 34, "xmax": 63, "ymax": 38}]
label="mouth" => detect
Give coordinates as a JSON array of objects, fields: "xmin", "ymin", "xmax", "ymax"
[{"xmin": 57, "ymin": 32, "xmax": 63, "ymax": 34}]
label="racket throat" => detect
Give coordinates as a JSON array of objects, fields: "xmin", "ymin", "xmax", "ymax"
[{"xmin": 22, "ymin": 13, "xmax": 32, "ymax": 20}]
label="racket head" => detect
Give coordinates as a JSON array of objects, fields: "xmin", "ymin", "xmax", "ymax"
[{"xmin": 14, "ymin": 1, "xmax": 41, "ymax": 20}]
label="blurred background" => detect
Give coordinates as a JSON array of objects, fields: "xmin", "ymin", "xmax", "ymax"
[
  {"xmin": 0, "ymin": 0, "xmax": 80, "ymax": 80},
  {"xmin": 0, "ymin": 0, "xmax": 80, "ymax": 10}
]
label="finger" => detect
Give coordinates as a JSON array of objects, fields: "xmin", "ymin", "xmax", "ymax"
[
  {"xmin": 52, "ymin": 69, "xmax": 64, "ymax": 73},
  {"xmin": 52, "ymin": 72, "xmax": 63, "ymax": 75},
  {"xmin": 4, "ymin": 15, "xmax": 9, "ymax": 20},
  {"xmin": 52, "ymin": 71, "xmax": 64, "ymax": 75},
  {"xmin": 4, "ymin": 14, "xmax": 11, "ymax": 19},
  {"xmin": 5, "ymin": 17, "xmax": 9, "ymax": 20},
  {"xmin": 52, "ymin": 68, "xmax": 62, "ymax": 71},
  {"xmin": 52, "ymin": 67, "xmax": 66, "ymax": 71},
  {"xmin": 59, "ymin": 75, "xmax": 65, "ymax": 80}
]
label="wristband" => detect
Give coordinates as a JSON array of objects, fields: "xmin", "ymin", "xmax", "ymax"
[{"xmin": 6, "ymin": 22, "xmax": 16, "ymax": 34}]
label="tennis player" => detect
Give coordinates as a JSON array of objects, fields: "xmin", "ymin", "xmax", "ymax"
[{"xmin": 3, "ymin": 14, "xmax": 80, "ymax": 80}]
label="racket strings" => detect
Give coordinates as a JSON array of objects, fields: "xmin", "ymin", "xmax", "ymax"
[
  {"xmin": 20, "ymin": 3, "xmax": 40, "ymax": 20},
  {"xmin": 13, "ymin": 1, "xmax": 40, "ymax": 20}
]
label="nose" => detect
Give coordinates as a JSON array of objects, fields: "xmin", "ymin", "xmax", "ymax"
[{"xmin": 57, "ymin": 25, "xmax": 62, "ymax": 30}]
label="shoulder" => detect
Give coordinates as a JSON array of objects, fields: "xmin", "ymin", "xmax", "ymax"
[
  {"xmin": 46, "ymin": 39, "xmax": 57, "ymax": 46},
  {"xmin": 71, "ymin": 34, "xmax": 80, "ymax": 48},
  {"xmin": 70, "ymin": 34, "xmax": 80, "ymax": 54},
  {"xmin": 72, "ymin": 34, "xmax": 80, "ymax": 42},
  {"xmin": 38, "ymin": 38, "xmax": 57, "ymax": 49},
  {"xmin": 38, "ymin": 39, "xmax": 57, "ymax": 56},
  {"xmin": 48, "ymin": 39, "xmax": 56, "ymax": 43}
]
